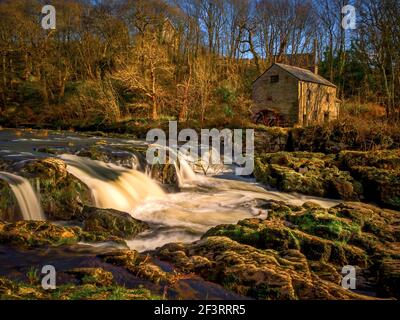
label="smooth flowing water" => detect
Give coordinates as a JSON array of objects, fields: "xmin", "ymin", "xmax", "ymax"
[
  {"xmin": 0, "ymin": 171, "xmax": 45, "ymax": 221},
  {"xmin": 60, "ymin": 154, "xmax": 165, "ymax": 213},
  {"xmin": 127, "ymin": 175, "xmax": 338, "ymax": 251},
  {"xmin": 0, "ymin": 129, "xmax": 338, "ymax": 251}
]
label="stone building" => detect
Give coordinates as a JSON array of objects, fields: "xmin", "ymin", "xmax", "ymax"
[{"xmin": 252, "ymin": 63, "xmax": 339, "ymax": 127}]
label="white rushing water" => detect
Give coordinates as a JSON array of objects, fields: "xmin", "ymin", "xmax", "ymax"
[
  {"xmin": 127, "ymin": 172, "xmax": 339, "ymax": 252},
  {"xmin": 174, "ymin": 157, "xmax": 200, "ymax": 186},
  {"xmin": 57, "ymin": 153, "xmax": 338, "ymax": 252},
  {"xmin": 0, "ymin": 172, "xmax": 45, "ymax": 221},
  {"xmin": 60, "ymin": 154, "xmax": 165, "ymax": 213}
]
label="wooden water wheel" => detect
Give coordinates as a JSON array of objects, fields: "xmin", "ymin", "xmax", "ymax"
[{"xmin": 252, "ymin": 109, "xmax": 286, "ymax": 127}]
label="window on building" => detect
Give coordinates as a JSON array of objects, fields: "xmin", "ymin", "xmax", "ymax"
[
  {"xmin": 270, "ymin": 75, "xmax": 279, "ymax": 83},
  {"xmin": 326, "ymin": 93, "xmax": 330, "ymax": 103}
]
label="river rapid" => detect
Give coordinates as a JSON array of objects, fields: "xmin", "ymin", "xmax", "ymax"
[{"xmin": 0, "ymin": 128, "xmax": 338, "ymax": 252}]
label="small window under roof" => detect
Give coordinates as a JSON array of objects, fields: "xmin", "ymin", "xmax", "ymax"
[{"xmin": 270, "ymin": 75, "xmax": 279, "ymax": 83}]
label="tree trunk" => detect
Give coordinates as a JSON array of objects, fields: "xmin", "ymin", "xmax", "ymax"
[{"xmin": 152, "ymin": 96, "xmax": 158, "ymax": 120}]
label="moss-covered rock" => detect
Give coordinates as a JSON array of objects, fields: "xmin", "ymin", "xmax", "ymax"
[
  {"xmin": 0, "ymin": 275, "xmax": 160, "ymax": 300},
  {"xmin": 254, "ymin": 128, "xmax": 289, "ymax": 153},
  {"xmin": 348, "ymin": 166, "xmax": 400, "ymax": 210},
  {"xmin": 204, "ymin": 217, "xmax": 366, "ymax": 267},
  {"xmin": 20, "ymin": 158, "xmax": 92, "ymax": 220},
  {"xmin": 155, "ymin": 236, "xmax": 369, "ymax": 300},
  {"xmin": 254, "ymin": 152, "xmax": 362, "ymax": 200},
  {"xmin": 76, "ymin": 145, "xmax": 142, "ymax": 170},
  {"xmin": 0, "ymin": 220, "xmax": 124, "ymax": 247},
  {"xmin": 334, "ymin": 150, "xmax": 400, "ymax": 210},
  {"xmin": 0, "ymin": 180, "xmax": 18, "ymax": 221},
  {"xmin": 154, "ymin": 200, "xmax": 399, "ymax": 300},
  {"xmin": 66, "ymin": 268, "xmax": 114, "ymax": 287},
  {"xmin": 98, "ymin": 249, "xmax": 173, "ymax": 285},
  {"xmin": 82, "ymin": 206, "xmax": 149, "ymax": 239},
  {"xmin": 286, "ymin": 122, "xmax": 399, "ymax": 153},
  {"xmin": 338, "ymin": 149, "xmax": 400, "ymax": 171}
]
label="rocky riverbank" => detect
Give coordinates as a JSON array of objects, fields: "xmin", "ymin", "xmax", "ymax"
[
  {"xmin": 254, "ymin": 150, "xmax": 400, "ymax": 210},
  {"xmin": 1, "ymin": 199, "xmax": 399, "ymax": 300},
  {"xmin": 0, "ymin": 128, "xmax": 399, "ymax": 300}
]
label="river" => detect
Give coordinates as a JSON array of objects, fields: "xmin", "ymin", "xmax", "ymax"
[{"xmin": 0, "ymin": 128, "xmax": 338, "ymax": 252}]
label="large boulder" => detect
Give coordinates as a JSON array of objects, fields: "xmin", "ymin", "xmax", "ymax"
[
  {"xmin": 338, "ymin": 150, "xmax": 400, "ymax": 210},
  {"xmin": 19, "ymin": 158, "xmax": 92, "ymax": 220},
  {"xmin": 82, "ymin": 206, "xmax": 149, "ymax": 239},
  {"xmin": 254, "ymin": 152, "xmax": 362, "ymax": 200}
]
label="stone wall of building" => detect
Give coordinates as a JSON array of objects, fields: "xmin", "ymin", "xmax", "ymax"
[
  {"xmin": 252, "ymin": 64, "xmax": 339, "ymax": 127},
  {"xmin": 252, "ymin": 64, "xmax": 299, "ymax": 124},
  {"xmin": 298, "ymin": 82, "xmax": 338, "ymax": 126}
]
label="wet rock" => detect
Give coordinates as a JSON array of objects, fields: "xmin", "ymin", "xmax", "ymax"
[
  {"xmin": 377, "ymin": 258, "xmax": 400, "ymax": 298},
  {"xmin": 338, "ymin": 150, "xmax": 400, "ymax": 171},
  {"xmin": 254, "ymin": 128, "xmax": 289, "ymax": 153},
  {"xmin": 0, "ymin": 220, "xmax": 124, "ymax": 247},
  {"xmin": 154, "ymin": 200, "xmax": 399, "ymax": 300},
  {"xmin": 66, "ymin": 268, "xmax": 113, "ymax": 286},
  {"xmin": 0, "ymin": 275, "xmax": 160, "ymax": 300},
  {"xmin": 19, "ymin": 158, "xmax": 92, "ymax": 220},
  {"xmin": 349, "ymin": 166, "xmax": 400, "ymax": 210},
  {"xmin": 0, "ymin": 180, "xmax": 18, "ymax": 221},
  {"xmin": 75, "ymin": 145, "xmax": 141, "ymax": 170},
  {"xmin": 98, "ymin": 248, "xmax": 139, "ymax": 266},
  {"xmin": 254, "ymin": 152, "xmax": 362, "ymax": 200},
  {"xmin": 98, "ymin": 249, "xmax": 173, "ymax": 285},
  {"xmin": 155, "ymin": 236, "xmax": 369, "ymax": 300},
  {"xmin": 82, "ymin": 206, "xmax": 149, "ymax": 239},
  {"xmin": 108, "ymin": 144, "xmax": 179, "ymax": 187},
  {"xmin": 336, "ymin": 150, "xmax": 400, "ymax": 210},
  {"xmin": 149, "ymin": 161, "xmax": 179, "ymax": 186}
]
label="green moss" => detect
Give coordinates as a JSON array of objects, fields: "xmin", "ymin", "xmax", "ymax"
[
  {"xmin": 254, "ymin": 152, "xmax": 361, "ymax": 200},
  {"xmin": 0, "ymin": 220, "xmax": 124, "ymax": 248},
  {"xmin": 350, "ymin": 166, "xmax": 400, "ymax": 210},
  {"xmin": 338, "ymin": 150, "xmax": 400, "ymax": 171},
  {"xmin": 290, "ymin": 210, "xmax": 361, "ymax": 242},
  {"xmin": 0, "ymin": 181, "xmax": 17, "ymax": 220},
  {"xmin": 0, "ymin": 280, "xmax": 161, "ymax": 300},
  {"xmin": 21, "ymin": 158, "xmax": 92, "ymax": 220},
  {"xmin": 248, "ymin": 284, "xmax": 283, "ymax": 300},
  {"xmin": 203, "ymin": 224, "xmax": 261, "ymax": 247}
]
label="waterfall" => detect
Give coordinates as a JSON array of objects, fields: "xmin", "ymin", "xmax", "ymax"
[
  {"xmin": 174, "ymin": 158, "xmax": 198, "ymax": 186},
  {"xmin": 60, "ymin": 154, "xmax": 165, "ymax": 213},
  {"xmin": 0, "ymin": 172, "xmax": 45, "ymax": 221}
]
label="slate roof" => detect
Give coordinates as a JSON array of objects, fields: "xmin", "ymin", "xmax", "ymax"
[{"xmin": 274, "ymin": 63, "xmax": 336, "ymax": 87}]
